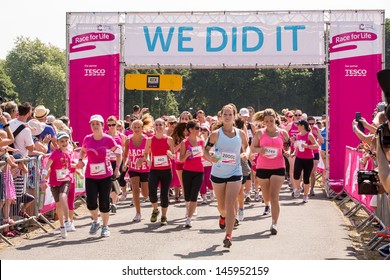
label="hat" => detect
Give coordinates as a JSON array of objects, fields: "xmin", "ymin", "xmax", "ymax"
[
  {"xmin": 89, "ymin": 114, "xmax": 104, "ymax": 124},
  {"xmin": 28, "ymin": 119, "xmax": 46, "ymax": 136},
  {"xmin": 295, "ymin": 119, "xmax": 310, "ymax": 130},
  {"xmin": 46, "ymin": 115, "xmax": 56, "ymax": 125},
  {"xmin": 34, "ymin": 105, "xmax": 50, "ymax": 119},
  {"xmin": 56, "ymin": 132, "xmax": 69, "ymax": 140},
  {"xmin": 239, "ymin": 108, "xmax": 250, "ymax": 117},
  {"xmin": 167, "ymin": 115, "xmax": 177, "ymax": 123},
  {"xmin": 376, "ymin": 102, "xmax": 387, "ymax": 112},
  {"xmin": 200, "ymin": 123, "xmax": 210, "ymax": 132}
]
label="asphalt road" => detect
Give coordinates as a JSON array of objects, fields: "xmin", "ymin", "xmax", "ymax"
[{"xmin": 0, "ymin": 184, "xmax": 355, "ymax": 260}]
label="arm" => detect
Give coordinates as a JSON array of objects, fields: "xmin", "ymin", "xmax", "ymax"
[
  {"xmin": 40, "ymin": 158, "xmax": 53, "ymax": 190},
  {"xmin": 179, "ymin": 140, "xmax": 191, "ymax": 162},
  {"xmin": 111, "ymin": 144, "xmax": 123, "ymax": 177},
  {"xmin": 167, "ymin": 137, "xmax": 175, "ymax": 159},
  {"xmin": 250, "ymin": 130, "xmax": 264, "ymax": 154},
  {"xmin": 240, "ymin": 130, "xmax": 250, "ymax": 160},
  {"xmin": 376, "ymin": 137, "xmax": 390, "ymax": 193},
  {"xmin": 203, "ymin": 131, "xmax": 218, "ymax": 163},
  {"xmin": 302, "ymin": 134, "xmax": 319, "ymax": 150},
  {"xmin": 352, "ymin": 120, "xmax": 373, "ymax": 144},
  {"xmin": 122, "ymin": 137, "xmax": 130, "ymax": 171},
  {"xmin": 76, "ymin": 148, "xmax": 86, "ymax": 169},
  {"xmin": 360, "ymin": 117, "xmax": 377, "ymax": 134}
]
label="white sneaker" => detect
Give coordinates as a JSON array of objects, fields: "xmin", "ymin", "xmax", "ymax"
[
  {"xmin": 119, "ymin": 191, "xmax": 127, "ymax": 201},
  {"xmin": 133, "ymin": 213, "xmax": 141, "ymax": 222},
  {"xmin": 270, "ymin": 224, "xmax": 278, "ymax": 235},
  {"xmin": 254, "ymin": 192, "xmax": 260, "ymax": 202},
  {"xmin": 60, "ymin": 226, "xmax": 67, "ymax": 239},
  {"xmin": 237, "ymin": 208, "xmax": 244, "ymax": 221},
  {"xmin": 293, "ymin": 188, "xmax": 301, "ymax": 198},
  {"xmin": 303, "ymin": 195, "xmax": 309, "ymax": 203},
  {"xmin": 209, "ymin": 191, "xmax": 215, "ymax": 201},
  {"xmin": 185, "ymin": 218, "xmax": 192, "ymax": 228},
  {"xmin": 65, "ymin": 220, "xmax": 75, "ymax": 232},
  {"xmin": 201, "ymin": 195, "xmax": 208, "ymax": 204}
]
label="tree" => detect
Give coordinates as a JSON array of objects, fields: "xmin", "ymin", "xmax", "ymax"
[
  {"xmin": 0, "ymin": 60, "xmax": 18, "ymax": 102},
  {"xmin": 4, "ymin": 36, "xmax": 66, "ymax": 116}
]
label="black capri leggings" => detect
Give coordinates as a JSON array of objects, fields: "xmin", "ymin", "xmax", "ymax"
[
  {"xmin": 293, "ymin": 157, "xmax": 314, "ymax": 184},
  {"xmin": 85, "ymin": 176, "xmax": 112, "ymax": 213},
  {"xmin": 182, "ymin": 170, "xmax": 204, "ymax": 202},
  {"xmin": 148, "ymin": 169, "xmax": 172, "ymax": 208}
]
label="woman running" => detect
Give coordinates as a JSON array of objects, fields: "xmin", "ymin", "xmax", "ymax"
[
  {"xmin": 123, "ymin": 119, "xmax": 150, "ymax": 222},
  {"xmin": 179, "ymin": 120, "xmax": 204, "ymax": 228},
  {"xmin": 199, "ymin": 123, "xmax": 213, "ymax": 203},
  {"xmin": 292, "ymin": 119, "xmax": 319, "ymax": 203},
  {"xmin": 142, "ymin": 118, "xmax": 175, "ymax": 225},
  {"xmin": 76, "ymin": 115, "xmax": 122, "ymax": 237},
  {"xmin": 251, "ymin": 109, "xmax": 290, "ymax": 235},
  {"xmin": 204, "ymin": 104, "xmax": 250, "ymax": 248}
]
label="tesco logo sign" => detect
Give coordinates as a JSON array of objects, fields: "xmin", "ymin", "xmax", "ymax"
[
  {"xmin": 345, "ymin": 69, "xmax": 367, "ymax": 77},
  {"xmin": 84, "ymin": 69, "xmax": 106, "ymax": 77}
]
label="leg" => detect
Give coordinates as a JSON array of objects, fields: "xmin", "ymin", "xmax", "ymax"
[
  {"xmin": 212, "ymin": 182, "xmax": 227, "ymax": 218},
  {"xmin": 224, "ymin": 181, "xmax": 242, "ymax": 237},
  {"xmin": 159, "ymin": 170, "xmax": 172, "ymax": 220},
  {"xmin": 269, "ymin": 175, "xmax": 284, "ymax": 225},
  {"xmin": 130, "ymin": 176, "xmax": 141, "ymax": 214}
]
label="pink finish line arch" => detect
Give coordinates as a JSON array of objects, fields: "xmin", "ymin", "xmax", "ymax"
[{"xmin": 66, "ymin": 10, "xmax": 385, "ymax": 187}]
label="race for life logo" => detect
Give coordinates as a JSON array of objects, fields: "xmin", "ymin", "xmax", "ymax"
[{"xmin": 84, "ymin": 64, "xmax": 106, "ymax": 77}]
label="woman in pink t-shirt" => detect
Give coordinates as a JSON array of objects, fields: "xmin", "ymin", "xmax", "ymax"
[
  {"xmin": 292, "ymin": 119, "xmax": 319, "ymax": 203},
  {"xmin": 41, "ymin": 132, "xmax": 74, "ymax": 239},
  {"xmin": 179, "ymin": 120, "xmax": 204, "ymax": 228},
  {"xmin": 251, "ymin": 109, "xmax": 290, "ymax": 235},
  {"xmin": 76, "ymin": 115, "xmax": 122, "ymax": 238},
  {"xmin": 123, "ymin": 119, "xmax": 150, "ymax": 222}
]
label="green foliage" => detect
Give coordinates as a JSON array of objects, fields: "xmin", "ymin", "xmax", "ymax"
[
  {"xmin": 385, "ymin": 18, "xmax": 390, "ymax": 69},
  {"xmin": 0, "ymin": 60, "xmax": 18, "ymax": 102},
  {"xmin": 4, "ymin": 36, "xmax": 66, "ymax": 116}
]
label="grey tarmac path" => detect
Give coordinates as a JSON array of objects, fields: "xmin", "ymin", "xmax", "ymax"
[{"xmin": 0, "ymin": 184, "xmax": 355, "ymax": 260}]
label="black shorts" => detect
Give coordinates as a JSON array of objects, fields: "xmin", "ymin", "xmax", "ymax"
[
  {"xmin": 256, "ymin": 168, "xmax": 285, "ymax": 179},
  {"xmin": 242, "ymin": 175, "xmax": 250, "ymax": 185},
  {"xmin": 128, "ymin": 170, "xmax": 149, "ymax": 182},
  {"xmin": 210, "ymin": 175, "xmax": 242, "ymax": 184},
  {"xmin": 313, "ymin": 153, "xmax": 320, "ymax": 160}
]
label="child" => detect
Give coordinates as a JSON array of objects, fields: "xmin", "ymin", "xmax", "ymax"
[{"xmin": 40, "ymin": 132, "xmax": 73, "ymax": 239}]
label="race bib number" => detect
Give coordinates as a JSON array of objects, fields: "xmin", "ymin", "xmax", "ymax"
[
  {"xmin": 56, "ymin": 169, "xmax": 69, "ymax": 181},
  {"xmin": 90, "ymin": 163, "xmax": 106, "ymax": 176},
  {"xmin": 191, "ymin": 146, "xmax": 203, "ymax": 158},
  {"xmin": 221, "ymin": 152, "xmax": 236, "ymax": 165},
  {"xmin": 264, "ymin": 147, "xmax": 278, "ymax": 159},
  {"xmin": 154, "ymin": 155, "xmax": 169, "ymax": 167}
]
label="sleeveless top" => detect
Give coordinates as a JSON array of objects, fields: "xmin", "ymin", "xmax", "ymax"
[
  {"xmin": 211, "ymin": 127, "xmax": 242, "ymax": 178},
  {"xmin": 128, "ymin": 136, "xmax": 150, "ymax": 173},
  {"xmin": 295, "ymin": 132, "xmax": 314, "ymax": 159},
  {"xmin": 289, "ymin": 123, "xmax": 299, "ymax": 152},
  {"xmin": 150, "ymin": 135, "xmax": 172, "ymax": 170},
  {"xmin": 183, "ymin": 138, "xmax": 204, "ymax": 173},
  {"xmin": 256, "ymin": 128, "xmax": 285, "ymax": 169}
]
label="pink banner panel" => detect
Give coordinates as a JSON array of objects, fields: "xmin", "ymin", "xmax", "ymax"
[{"xmin": 343, "ymin": 147, "xmax": 374, "ymax": 213}]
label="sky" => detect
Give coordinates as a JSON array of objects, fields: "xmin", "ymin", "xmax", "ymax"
[{"xmin": 0, "ymin": 0, "xmax": 388, "ymax": 59}]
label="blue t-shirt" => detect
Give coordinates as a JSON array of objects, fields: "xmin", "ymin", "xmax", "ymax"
[
  {"xmin": 40, "ymin": 124, "xmax": 56, "ymax": 153},
  {"xmin": 320, "ymin": 127, "xmax": 327, "ymax": 151}
]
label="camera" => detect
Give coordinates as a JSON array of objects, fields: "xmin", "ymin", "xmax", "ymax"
[{"xmin": 357, "ymin": 170, "xmax": 380, "ymax": 195}]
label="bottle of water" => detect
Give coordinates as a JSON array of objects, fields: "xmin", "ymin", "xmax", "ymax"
[
  {"xmin": 187, "ymin": 147, "xmax": 193, "ymax": 159},
  {"xmin": 39, "ymin": 190, "xmax": 45, "ymax": 210},
  {"xmin": 215, "ymin": 148, "xmax": 221, "ymax": 167}
]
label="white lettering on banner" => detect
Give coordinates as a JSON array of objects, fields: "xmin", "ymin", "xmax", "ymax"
[
  {"xmin": 221, "ymin": 152, "xmax": 236, "ymax": 165},
  {"xmin": 191, "ymin": 146, "xmax": 203, "ymax": 158},
  {"xmin": 124, "ymin": 12, "xmax": 325, "ymax": 66},
  {"xmin": 56, "ymin": 169, "xmax": 69, "ymax": 181},
  {"xmin": 84, "ymin": 68, "xmax": 106, "ymax": 77},
  {"xmin": 345, "ymin": 69, "xmax": 367, "ymax": 77},
  {"xmin": 154, "ymin": 155, "xmax": 169, "ymax": 167}
]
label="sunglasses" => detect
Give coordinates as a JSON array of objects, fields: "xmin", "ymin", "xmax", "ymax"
[
  {"xmin": 286, "ymin": 115, "xmax": 293, "ymax": 118},
  {"xmin": 169, "ymin": 122, "xmax": 177, "ymax": 125},
  {"xmin": 107, "ymin": 124, "xmax": 116, "ymax": 127},
  {"xmin": 200, "ymin": 128, "xmax": 208, "ymax": 132},
  {"xmin": 193, "ymin": 126, "xmax": 200, "ymax": 130},
  {"xmin": 294, "ymin": 114, "xmax": 302, "ymax": 117},
  {"xmin": 155, "ymin": 123, "xmax": 164, "ymax": 127},
  {"xmin": 309, "ymin": 123, "xmax": 315, "ymax": 126}
]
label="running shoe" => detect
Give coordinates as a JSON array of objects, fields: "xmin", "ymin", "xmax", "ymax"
[
  {"xmin": 245, "ymin": 195, "xmax": 252, "ymax": 203},
  {"xmin": 223, "ymin": 234, "xmax": 232, "ymax": 248},
  {"xmin": 133, "ymin": 213, "xmax": 141, "ymax": 222},
  {"xmin": 150, "ymin": 209, "xmax": 160, "ymax": 223},
  {"xmin": 234, "ymin": 218, "xmax": 240, "ymax": 227},
  {"xmin": 309, "ymin": 188, "xmax": 315, "ymax": 196},
  {"xmin": 110, "ymin": 204, "xmax": 117, "ymax": 213},
  {"xmin": 60, "ymin": 226, "xmax": 67, "ymax": 239},
  {"xmin": 237, "ymin": 208, "xmax": 244, "ymax": 221},
  {"xmin": 270, "ymin": 224, "xmax": 278, "ymax": 235},
  {"xmin": 303, "ymin": 195, "xmax": 309, "ymax": 203},
  {"xmin": 263, "ymin": 205, "xmax": 270, "ymax": 215},
  {"xmin": 201, "ymin": 194, "xmax": 208, "ymax": 204},
  {"xmin": 254, "ymin": 192, "xmax": 261, "ymax": 202},
  {"xmin": 376, "ymin": 226, "xmax": 390, "ymax": 238},
  {"xmin": 89, "ymin": 221, "xmax": 101, "ymax": 235},
  {"xmin": 65, "ymin": 220, "xmax": 75, "ymax": 232},
  {"xmin": 293, "ymin": 188, "xmax": 301, "ymax": 198},
  {"xmin": 185, "ymin": 218, "xmax": 192, "ymax": 228},
  {"xmin": 209, "ymin": 191, "xmax": 215, "ymax": 201},
  {"xmin": 101, "ymin": 226, "xmax": 110, "ymax": 237},
  {"xmin": 219, "ymin": 215, "xmax": 226, "ymax": 229},
  {"xmin": 119, "ymin": 191, "xmax": 127, "ymax": 201},
  {"xmin": 160, "ymin": 216, "xmax": 168, "ymax": 226}
]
